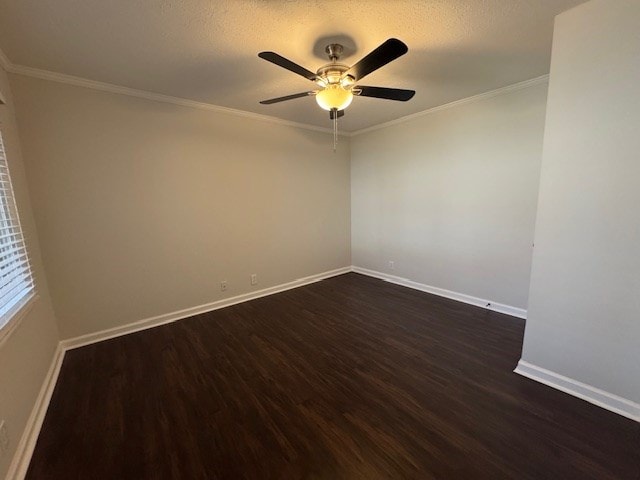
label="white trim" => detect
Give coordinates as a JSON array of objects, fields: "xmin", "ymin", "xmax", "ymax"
[
  {"xmin": 514, "ymin": 360, "xmax": 640, "ymax": 423},
  {"xmin": 351, "ymin": 266, "xmax": 527, "ymax": 319},
  {"xmin": 350, "ymin": 75, "xmax": 550, "ymax": 137},
  {"xmin": 6, "ymin": 343, "xmax": 66, "ymax": 480},
  {"xmin": 7, "ymin": 64, "xmax": 340, "ymax": 136},
  {"xmin": 5, "ymin": 267, "xmax": 351, "ymax": 478},
  {"xmin": 62, "ymin": 266, "xmax": 352, "ymax": 350},
  {"xmin": 6, "ymin": 269, "xmax": 636, "ymax": 480},
  {"xmin": 0, "ymin": 49, "xmax": 549, "ymax": 137},
  {"xmin": 0, "ymin": 46, "xmax": 11, "ymax": 72},
  {"xmin": 0, "ymin": 293, "xmax": 38, "ymax": 347}
]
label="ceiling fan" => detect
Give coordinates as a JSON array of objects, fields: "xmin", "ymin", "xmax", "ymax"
[{"xmin": 258, "ymin": 38, "xmax": 415, "ymax": 148}]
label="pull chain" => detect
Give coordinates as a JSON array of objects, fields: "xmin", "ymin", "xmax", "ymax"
[{"xmin": 333, "ymin": 109, "xmax": 338, "ymax": 152}]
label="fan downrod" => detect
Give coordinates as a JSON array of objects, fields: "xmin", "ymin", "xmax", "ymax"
[{"xmin": 325, "ymin": 43, "xmax": 344, "ymax": 62}]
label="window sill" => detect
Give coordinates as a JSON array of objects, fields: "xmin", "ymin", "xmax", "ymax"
[{"xmin": 0, "ymin": 292, "xmax": 39, "ymax": 347}]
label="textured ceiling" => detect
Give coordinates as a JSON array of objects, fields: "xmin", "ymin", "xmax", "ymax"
[{"xmin": 0, "ymin": 0, "xmax": 586, "ymax": 132}]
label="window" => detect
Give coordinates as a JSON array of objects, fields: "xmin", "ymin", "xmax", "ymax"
[{"xmin": 0, "ymin": 127, "xmax": 35, "ymax": 332}]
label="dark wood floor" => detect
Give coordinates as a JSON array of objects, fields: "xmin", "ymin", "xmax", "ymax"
[{"xmin": 28, "ymin": 273, "xmax": 639, "ymax": 479}]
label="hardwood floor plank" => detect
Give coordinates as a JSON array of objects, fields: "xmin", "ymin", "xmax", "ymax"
[{"xmin": 26, "ymin": 273, "xmax": 639, "ymax": 479}]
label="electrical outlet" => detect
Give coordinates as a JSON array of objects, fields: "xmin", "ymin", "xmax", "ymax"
[
  {"xmin": 220, "ymin": 280, "xmax": 228, "ymax": 292},
  {"xmin": 389, "ymin": 261, "xmax": 395, "ymax": 270},
  {"xmin": 0, "ymin": 420, "xmax": 9, "ymax": 454},
  {"xmin": 250, "ymin": 274, "xmax": 258, "ymax": 286}
]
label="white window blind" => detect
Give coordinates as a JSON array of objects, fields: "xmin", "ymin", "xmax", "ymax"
[{"xmin": 0, "ymin": 127, "xmax": 35, "ymax": 330}]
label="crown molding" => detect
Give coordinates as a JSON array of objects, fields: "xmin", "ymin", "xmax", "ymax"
[
  {"xmin": 349, "ymin": 74, "xmax": 550, "ymax": 137},
  {"xmin": 0, "ymin": 47, "xmax": 12, "ymax": 105},
  {"xmin": 7, "ymin": 62, "xmax": 342, "ymax": 136},
  {"xmin": 3, "ymin": 49, "xmax": 549, "ymax": 137},
  {"xmin": 0, "ymin": 46, "xmax": 12, "ymax": 72}
]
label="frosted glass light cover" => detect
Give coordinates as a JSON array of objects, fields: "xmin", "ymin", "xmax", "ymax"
[{"xmin": 315, "ymin": 85, "xmax": 353, "ymax": 111}]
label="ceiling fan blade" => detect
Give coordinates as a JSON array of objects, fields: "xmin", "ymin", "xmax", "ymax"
[
  {"xmin": 346, "ymin": 39, "xmax": 408, "ymax": 81},
  {"xmin": 259, "ymin": 91, "xmax": 315, "ymax": 105},
  {"xmin": 258, "ymin": 52, "xmax": 317, "ymax": 81},
  {"xmin": 355, "ymin": 86, "xmax": 415, "ymax": 101},
  {"xmin": 329, "ymin": 109, "xmax": 345, "ymax": 120}
]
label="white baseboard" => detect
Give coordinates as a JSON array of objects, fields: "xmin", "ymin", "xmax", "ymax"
[
  {"xmin": 352, "ymin": 266, "xmax": 527, "ymax": 319},
  {"xmin": 514, "ymin": 360, "xmax": 639, "ymax": 422},
  {"xmin": 6, "ymin": 266, "xmax": 352, "ymax": 479},
  {"xmin": 6, "ymin": 344, "xmax": 66, "ymax": 480},
  {"xmin": 6, "ymin": 267, "xmax": 636, "ymax": 480},
  {"xmin": 61, "ymin": 266, "xmax": 352, "ymax": 350}
]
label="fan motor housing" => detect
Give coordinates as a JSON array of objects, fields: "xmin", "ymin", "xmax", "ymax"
[{"xmin": 316, "ymin": 64, "xmax": 354, "ymax": 88}]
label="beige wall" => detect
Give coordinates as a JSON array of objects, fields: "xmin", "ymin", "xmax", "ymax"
[
  {"xmin": 0, "ymin": 67, "xmax": 60, "ymax": 479},
  {"xmin": 351, "ymin": 82, "xmax": 548, "ymax": 310},
  {"xmin": 522, "ymin": 0, "xmax": 640, "ymax": 403},
  {"xmin": 10, "ymin": 75, "xmax": 351, "ymax": 340},
  {"xmin": 2, "ymin": 1, "xmax": 636, "ymax": 471}
]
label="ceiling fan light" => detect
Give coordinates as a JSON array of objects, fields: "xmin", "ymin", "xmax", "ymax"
[
  {"xmin": 340, "ymin": 75, "xmax": 355, "ymax": 88},
  {"xmin": 315, "ymin": 85, "xmax": 353, "ymax": 111}
]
